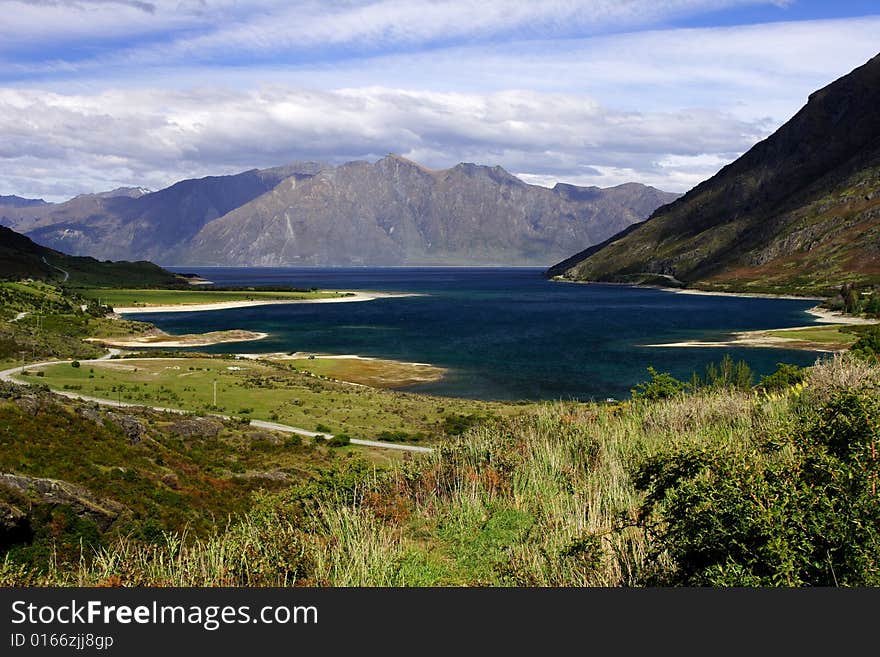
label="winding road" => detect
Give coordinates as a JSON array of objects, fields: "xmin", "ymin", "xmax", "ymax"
[
  {"xmin": 0, "ymin": 353, "xmax": 433, "ymax": 454},
  {"xmin": 41, "ymin": 256, "xmax": 70, "ymax": 282}
]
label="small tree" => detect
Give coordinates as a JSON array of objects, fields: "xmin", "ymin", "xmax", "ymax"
[{"xmin": 631, "ymin": 367, "xmax": 687, "ymax": 401}]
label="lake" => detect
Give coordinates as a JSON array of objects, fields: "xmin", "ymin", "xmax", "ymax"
[{"xmin": 130, "ymin": 267, "xmax": 827, "ymax": 401}]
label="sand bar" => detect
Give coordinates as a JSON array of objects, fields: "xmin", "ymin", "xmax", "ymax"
[
  {"xmin": 113, "ymin": 291, "xmax": 420, "ymax": 314},
  {"xmin": 87, "ymin": 329, "xmax": 268, "ymax": 348}
]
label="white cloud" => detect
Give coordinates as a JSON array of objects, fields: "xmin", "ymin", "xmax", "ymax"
[
  {"xmin": 0, "ymin": 85, "xmax": 768, "ymax": 200},
  {"xmin": 0, "ymin": 0, "xmax": 783, "ymax": 58},
  {"xmin": 1, "ymin": 4, "xmax": 877, "ymax": 201}
]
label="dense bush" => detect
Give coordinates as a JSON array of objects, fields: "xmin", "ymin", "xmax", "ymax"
[
  {"xmin": 850, "ymin": 326, "xmax": 880, "ymax": 359},
  {"xmin": 633, "ymin": 386, "xmax": 880, "ymax": 586},
  {"xmin": 757, "ymin": 362, "xmax": 806, "ymax": 392}
]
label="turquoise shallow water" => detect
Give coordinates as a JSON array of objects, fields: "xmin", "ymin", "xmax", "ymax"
[{"xmin": 130, "ymin": 267, "xmax": 828, "ymax": 401}]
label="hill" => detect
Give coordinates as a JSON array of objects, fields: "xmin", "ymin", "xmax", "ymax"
[
  {"xmin": 0, "ymin": 225, "xmax": 179, "ymax": 287},
  {"xmin": 1, "ymin": 157, "xmax": 676, "ymax": 266},
  {"xmin": 548, "ymin": 53, "xmax": 880, "ymax": 295}
]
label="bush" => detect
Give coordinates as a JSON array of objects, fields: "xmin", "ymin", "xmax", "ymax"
[
  {"xmin": 631, "ymin": 367, "xmax": 686, "ymax": 401},
  {"xmin": 442, "ymin": 413, "xmax": 488, "ymax": 435},
  {"xmin": 633, "ymin": 387, "xmax": 880, "ymax": 586},
  {"xmin": 757, "ymin": 362, "xmax": 806, "ymax": 392},
  {"xmin": 326, "ymin": 434, "xmax": 351, "ymax": 448},
  {"xmin": 71, "ymin": 361, "xmax": 80, "ymax": 368},
  {"xmin": 690, "ymin": 354, "xmax": 754, "ymax": 391},
  {"xmin": 850, "ymin": 326, "xmax": 880, "ymax": 360}
]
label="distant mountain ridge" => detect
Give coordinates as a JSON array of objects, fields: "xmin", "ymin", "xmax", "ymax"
[
  {"xmin": 548, "ymin": 52, "xmax": 880, "ymax": 295},
  {"xmin": 0, "ymin": 195, "xmax": 47, "ymax": 208},
  {"xmin": 1, "ymin": 156, "xmax": 677, "ymax": 267}
]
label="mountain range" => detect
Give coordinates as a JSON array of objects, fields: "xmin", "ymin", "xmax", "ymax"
[
  {"xmin": 548, "ymin": 52, "xmax": 880, "ymax": 295},
  {"xmin": 0, "ymin": 157, "xmax": 676, "ymax": 267}
]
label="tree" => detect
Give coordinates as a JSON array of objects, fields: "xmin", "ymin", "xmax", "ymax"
[{"xmin": 631, "ymin": 367, "xmax": 687, "ymax": 401}]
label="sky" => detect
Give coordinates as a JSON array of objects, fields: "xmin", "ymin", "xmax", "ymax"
[{"xmin": 1, "ymin": 0, "xmax": 878, "ymax": 201}]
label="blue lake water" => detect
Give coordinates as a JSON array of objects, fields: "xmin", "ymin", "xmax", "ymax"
[{"xmin": 131, "ymin": 267, "xmax": 828, "ymax": 401}]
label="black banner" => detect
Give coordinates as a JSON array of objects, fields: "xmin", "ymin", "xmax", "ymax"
[{"xmin": 1, "ymin": 587, "xmax": 876, "ymax": 655}]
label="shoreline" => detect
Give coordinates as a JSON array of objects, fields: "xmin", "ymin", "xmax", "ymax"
[
  {"xmin": 113, "ymin": 291, "xmax": 421, "ymax": 314},
  {"xmin": 643, "ymin": 332, "xmax": 845, "ymax": 353},
  {"xmin": 87, "ymin": 329, "xmax": 269, "ymax": 348},
  {"xmin": 234, "ymin": 351, "xmax": 437, "ymax": 368},
  {"xmin": 665, "ymin": 287, "xmax": 827, "ymax": 302},
  {"xmin": 643, "ymin": 304, "xmax": 875, "ymax": 352},
  {"xmin": 550, "ymin": 277, "xmax": 828, "ymax": 301}
]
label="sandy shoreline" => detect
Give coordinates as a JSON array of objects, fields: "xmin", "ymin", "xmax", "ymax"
[
  {"xmin": 666, "ymin": 288, "xmax": 827, "ymax": 301},
  {"xmin": 87, "ymin": 330, "xmax": 269, "ymax": 348},
  {"xmin": 234, "ymin": 351, "xmax": 436, "ymax": 368},
  {"xmin": 805, "ymin": 307, "xmax": 879, "ymax": 325},
  {"xmin": 551, "ymin": 277, "xmax": 828, "ymax": 301},
  {"xmin": 113, "ymin": 291, "xmax": 421, "ymax": 314},
  {"xmin": 644, "ymin": 333, "xmax": 845, "ymax": 353}
]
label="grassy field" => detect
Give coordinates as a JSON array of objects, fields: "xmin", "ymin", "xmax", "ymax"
[
  {"xmin": 766, "ymin": 325, "xmax": 858, "ymax": 346},
  {"xmin": 75, "ymin": 288, "xmax": 353, "ymax": 308},
  {"xmin": 28, "ymin": 357, "xmax": 536, "ymax": 441},
  {"xmin": 279, "ymin": 356, "xmax": 445, "ymax": 388},
  {"xmin": 10, "ymin": 354, "xmax": 877, "ymax": 587}
]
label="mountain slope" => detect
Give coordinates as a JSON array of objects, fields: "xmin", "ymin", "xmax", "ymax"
[
  {"xmin": 0, "ymin": 226, "xmax": 179, "ymax": 287},
  {"xmin": 1, "ymin": 163, "xmax": 325, "ymax": 263},
  {"xmin": 548, "ymin": 53, "xmax": 880, "ymax": 295},
  {"xmin": 185, "ymin": 155, "xmax": 677, "ymax": 266}
]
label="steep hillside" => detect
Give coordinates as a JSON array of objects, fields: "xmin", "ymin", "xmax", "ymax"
[
  {"xmin": 548, "ymin": 53, "xmax": 880, "ymax": 295},
  {"xmin": 0, "ymin": 226, "xmax": 179, "ymax": 287},
  {"xmin": 185, "ymin": 155, "xmax": 677, "ymax": 266}
]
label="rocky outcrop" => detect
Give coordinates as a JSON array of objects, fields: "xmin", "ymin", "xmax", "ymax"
[
  {"xmin": 168, "ymin": 417, "xmax": 224, "ymax": 439},
  {"xmin": 0, "ymin": 474, "xmax": 125, "ymax": 532},
  {"xmin": 106, "ymin": 413, "xmax": 148, "ymax": 445},
  {"xmin": 0, "ymin": 501, "xmax": 28, "ymax": 542}
]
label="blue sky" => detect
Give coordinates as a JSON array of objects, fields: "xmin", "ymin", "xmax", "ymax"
[{"xmin": 1, "ymin": 1, "xmax": 878, "ymax": 200}]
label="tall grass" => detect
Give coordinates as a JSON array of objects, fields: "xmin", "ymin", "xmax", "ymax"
[{"xmin": 8, "ymin": 355, "xmax": 873, "ymax": 587}]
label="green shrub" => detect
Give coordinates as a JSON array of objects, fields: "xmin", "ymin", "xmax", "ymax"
[
  {"xmin": 633, "ymin": 387, "xmax": 880, "ymax": 586},
  {"xmin": 690, "ymin": 354, "xmax": 754, "ymax": 391},
  {"xmin": 71, "ymin": 361, "xmax": 80, "ymax": 368},
  {"xmin": 327, "ymin": 434, "xmax": 351, "ymax": 448},
  {"xmin": 631, "ymin": 366, "xmax": 686, "ymax": 401},
  {"xmin": 757, "ymin": 362, "xmax": 806, "ymax": 392},
  {"xmin": 850, "ymin": 326, "xmax": 880, "ymax": 359}
]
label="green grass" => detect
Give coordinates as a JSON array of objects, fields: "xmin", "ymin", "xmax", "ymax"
[
  {"xmin": 29, "ymin": 357, "xmax": 537, "ymax": 440},
  {"xmin": 766, "ymin": 325, "xmax": 858, "ymax": 346},
  {"xmin": 286, "ymin": 356, "xmax": 445, "ymax": 388},
  {"xmin": 5, "ymin": 355, "xmax": 879, "ymax": 587},
  {"xmin": 76, "ymin": 288, "xmax": 352, "ymax": 308}
]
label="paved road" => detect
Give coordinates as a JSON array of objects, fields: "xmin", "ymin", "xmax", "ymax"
[
  {"xmin": 41, "ymin": 256, "xmax": 70, "ymax": 282},
  {"xmin": 0, "ymin": 355, "xmax": 433, "ymax": 454}
]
